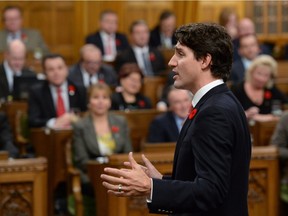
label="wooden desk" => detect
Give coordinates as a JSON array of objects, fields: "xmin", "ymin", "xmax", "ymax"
[
  {"xmin": 87, "ymin": 152, "xmax": 174, "ymax": 216},
  {"xmin": 112, "ymin": 110, "xmax": 163, "ymax": 152},
  {"xmin": 87, "ymin": 146, "xmax": 279, "ymax": 216},
  {"xmin": 249, "ymin": 146, "xmax": 279, "ymax": 216},
  {"xmin": 250, "ymin": 119, "xmax": 279, "ymax": 146},
  {"xmin": 30, "ymin": 128, "xmax": 73, "ymax": 216},
  {"xmin": 141, "ymin": 142, "xmax": 176, "ymax": 153},
  {"xmin": 0, "ymin": 157, "xmax": 47, "ymax": 216}
]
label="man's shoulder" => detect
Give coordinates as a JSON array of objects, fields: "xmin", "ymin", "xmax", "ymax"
[
  {"xmin": 115, "ymin": 32, "xmax": 128, "ymax": 40},
  {"xmin": 22, "ymin": 28, "xmax": 42, "ymax": 36},
  {"xmin": 86, "ymin": 31, "xmax": 101, "ymax": 41},
  {"xmin": 69, "ymin": 64, "xmax": 81, "ymax": 74}
]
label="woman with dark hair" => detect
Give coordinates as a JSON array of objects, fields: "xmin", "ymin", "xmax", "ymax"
[{"xmin": 111, "ymin": 62, "xmax": 152, "ymax": 110}]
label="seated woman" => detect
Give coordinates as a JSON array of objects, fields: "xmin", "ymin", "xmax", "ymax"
[
  {"xmin": 72, "ymin": 83, "xmax": 132, "ymax": 208},
  {"xmin": 111, "ymin": 63, "xmax": 152, "ymax": 110},
  {"xmin": 231, "ymin": 54, "xmax": 287, "ymax": 121}
]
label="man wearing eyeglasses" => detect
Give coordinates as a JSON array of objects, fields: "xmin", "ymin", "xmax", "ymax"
[{"xmin": 69, "ymin": 44, "xmax": 118, "ymax": 89}]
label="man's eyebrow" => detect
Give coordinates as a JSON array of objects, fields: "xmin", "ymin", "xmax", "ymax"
[{"xmin": 175, "ymin": 46, "xmax": 183, "ymax": 52}]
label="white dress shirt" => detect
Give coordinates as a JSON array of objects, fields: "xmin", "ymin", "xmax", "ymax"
[
  {"xmin": 46, "ymin": 81, "xmax": 70, "ymax": 128},
  {"xmin": 80, "ymin": 66, "xmax": 98, "ymax": 88},
  {"xmin": 100, "ymin": 31, "xmax": 116, "ymax": 62},
  {"xmin": 3, "ymin": 60, "xmax": 22, "ymax": 92}
]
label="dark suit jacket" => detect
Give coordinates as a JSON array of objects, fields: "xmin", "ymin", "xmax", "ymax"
[
  {"xmin": 28, "ymin": 80, "xmax": 87, "ymax": 128},
  {"xmin": 111, "ymin": 92, "xmax": 152, "ymax": 110},
  {"xmin": 85, "ymin": 31, "xmax": 129, "ymax": 56},
  {"xmin": 115, "ymin": 46, "xmax": 166, "ymax": 75},
  {"xmin": 72, "ymin": 113, "xmax": 132, "ymax": 183},
  {"xmin": 147, "ymin": 111, "xmax": 179, "ymax": 143},
  {"xmin": 149, "ymin": 25, "xmax": 177, "ymax": 48},
  {"xmin": 0, "ymin": 63, "xmax": 35, "ymax": 101},
  {"xmin": 68, "ymin": 63, "xmax": 118, "ymax": 87},
  {"xmin": 0, "ymin": 112, "xmax": 19, "ymax": 158},
  {"xmin": 230, "ymin": 59, "xmax": 245, "ymax": 85},
  {"xmin": 149, "ymin": 84, "xmax": 251, "ymax": 216}
]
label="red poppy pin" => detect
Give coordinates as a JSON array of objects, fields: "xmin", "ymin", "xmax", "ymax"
[
  {"xmin": 149, "ymin": 53, "xmax": 156, "ymax": 61},
  {"xmin": 138, "ymin": 100, "xmax": 146, "ymax": 107},
  {"xmin": 111, "ymin": 125, "xmax": 119, "ymax": 133},
  {"xmin": 21, "ymin": 33, "xmax": 28, "ymax": 42},
  {"xmin": 264, "ymin": 90, "xmax": 272, "ymax": 100},
  {"xmin": 188, "ymin": 108, "xmax": 197, "ymax": 120},
  {"xmin": 116, "ymin": 39, "xmax": 121, "ymax": 46},
  {"xmin": 68, "ymin": 85, "xmax": 76, "ymax": 96}
]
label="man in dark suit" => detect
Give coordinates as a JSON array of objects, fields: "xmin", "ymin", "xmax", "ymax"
[
  {"xmin": 68, "ymin": 44, "xmax": 118, "ymax": 88},
  {"xmin": 101, "ymin": 23, "xmax": 251, "ymax": 216},
  {"xmin": 232, "ymin": 18, "xmax": 272, "ymax": 62},
  {"xmin": 149, "ymin": 10, "xmax": 177, "ymax": 49},
  {"xmin": 85, "ymin": 10, "xmax": 129, "ymax": 62},
  {"xmin": 147, "ymin": 86, "xmax": 191, "ymax": 143},
  {"xmin": 0, "ymin": 39, "xmax": 35, "ymax": 101},
  {"xmin": 115, "ymin": 20, "xmax": 166, "ymax": 76},
  {"xmin": 231, "ymin": 33, "xmax": 260, "ymax": 85},
  {"xmin": 0, "ymin": 112, "xmax": 19, "ymax": 158},
  {"xmin": 28, "ymin": 54, "xmax": 87, "ymax": 129}
]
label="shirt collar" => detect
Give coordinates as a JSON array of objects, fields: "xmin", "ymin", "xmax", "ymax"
[
  {"xmin": 133, "ymin": 46, "xmax": 149, "ymax": 53},
  {"xmin": 49, "ymin": 81, "xmax": 68, "ymax": 92},
  {"xmin": 241, "ymin": 57, "xmax": 252, "ymax": 70},
  {"xmin": 192, "ymin": 79, "xmax": 224, "ymax": 107},
  {"xmin": 100, "ymin": 31, "xmax": 115, "ymax": 39}
]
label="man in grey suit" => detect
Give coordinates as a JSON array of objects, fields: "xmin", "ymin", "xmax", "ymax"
[
  {"xmin": 0, "ymin": 5, "xmax": 49, "ymax": 56},
  {"xmin": 69, "ymin": 44, "xmax": 118, "ymax": 88}
]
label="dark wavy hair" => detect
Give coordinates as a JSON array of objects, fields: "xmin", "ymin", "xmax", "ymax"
[{"xmin": 175, "ymin": 23, "xmax": 233, "ymax": 82}]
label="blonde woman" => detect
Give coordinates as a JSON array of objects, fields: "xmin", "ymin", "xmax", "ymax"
[
  {"xmin": 73, "ymin": 83, "xmax": 132, "ymax": 184},
  {"xmin": 231, "ymin": 55, "xmax": 287, "ymax": 120}
]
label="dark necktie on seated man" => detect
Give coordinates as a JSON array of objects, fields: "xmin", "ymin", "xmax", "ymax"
[
  {"xmin": 56, "ymin": 87, "xmax": 66, "ymax": 117},
  {"xmin": 142, "ymin": 51, "xmax": 153, "ymax": 76}
]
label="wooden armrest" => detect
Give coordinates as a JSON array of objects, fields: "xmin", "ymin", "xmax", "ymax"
[{"xmin": 67, "ymin": 167, "xmax": 84, "ymax": 216}]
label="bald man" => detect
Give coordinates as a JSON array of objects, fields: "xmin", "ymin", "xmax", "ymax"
[
  {"xmin": 68, "ymin": 44, "xmax": 118, "ymax": 88},
  {"xmin": 0, "ymin": 39, "xmax": 35, "ymax": 101},
  {"xmin": 233, "ymin": 17, "xmax": 273, "ymax": 61}
]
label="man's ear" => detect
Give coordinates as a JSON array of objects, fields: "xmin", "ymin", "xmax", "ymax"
[{"xmin": 200, "ymin": 54, "xmax": 212, "ymax": 70}]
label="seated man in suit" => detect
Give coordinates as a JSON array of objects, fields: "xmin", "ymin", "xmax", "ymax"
[
  {"xmin": 230, "ymin": 33, "xmax": 260, "ymax": 85},
  {"xmin": 115, "ymin": 19, "xmax": 166, "ymax": 76},
  {"xmin": 68, "ymin": 44, "xmax": 118, "ymax": 89},
  {"xmin": 147, "ymin": 86, "xmax": 192, "ymax": 143},
  {"xmin": 85, "ymin": 10, "xmax": 129, "ymax": 62},
  {"xmin": 0, "ymin": 5, "xmax": 49, "ymax": 56},
  {"xmin": 0, "ymin": 111, "xmax": 19, "ymax": 158},
  {"xmin": 28, "ymin": 54, "xmax": 87, "ymax": 129},
  {"xmin": 233, "ymin": 18, "xmax": 273, "ymax": 62},
  {"xmin": 149, "ymin": 10, "xmax": 177, "ymax": 49},
  {"xmin": 0, "ymin": 39, "xmax": 35, "ymax": 101}
]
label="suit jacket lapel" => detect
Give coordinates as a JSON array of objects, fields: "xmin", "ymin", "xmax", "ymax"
[
  {"xmin": 85, "ymin": 115, "xmax": 101, "ymax": 156},
  {"xmin": 43, "ymin": 82, "xmax": 57, "ymax": 117},
  {"xmin": 0, "ymin": 64, "xmax": 9, "ymax": 96},
  {"xmin": 172, "ymin": 84, "xmax": 229, "ymax": 177}
]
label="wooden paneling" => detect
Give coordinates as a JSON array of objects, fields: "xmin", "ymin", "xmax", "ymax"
[{"xmin": 195, "ymin": 0, "xmax": 245, "ymax": 23}]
